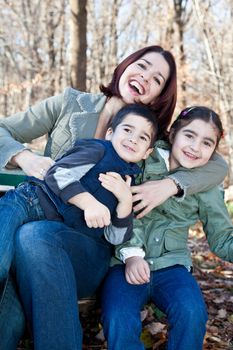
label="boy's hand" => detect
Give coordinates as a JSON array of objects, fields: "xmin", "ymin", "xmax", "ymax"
[
  {"xmin": 84, "ymin": 201, "xmax": 111, "ymax": 228},
  {"xmin": 99, "ymin": 172, "xmax": 132, "ymax": 218},
  {"xmin": 68, "ymin": 192, "xmax": 111, "ymax": 228},
  {"xmin": 99, "ymin": 172, "xmax": 132, "ymax": 202},
  {"xmin": 125, "ymin": 256, "xmax": 150, "ymax": 285}
]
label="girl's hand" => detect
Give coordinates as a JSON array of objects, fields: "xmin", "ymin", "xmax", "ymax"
[
  {"xmin": 99, "ymin": 172, "xmax": 132, "ymax": 203},
  {"xmin": 131, "ymin": 178, "xmax": 178, "ymax": 219},
  {"xmin": 11, "ymin": 149, "xmax": 55, "ymax": 179},
  {"xmin": 125, "ymin": 256, "xmax": 150, "ymax": 285}
]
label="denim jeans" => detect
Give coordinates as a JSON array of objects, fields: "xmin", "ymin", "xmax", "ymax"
[
  {"xmin": 14, "ymin": 220, "xmax": 112, "ymax": 350},
  {"xmin": 0, "ymin": 273, "xmax": 25, "ymax": 350},
  {"xmin": 0, "ymin": 182, "xmax": 45, "ymax": 281},
  {"xmin": 101, "ymin": 264, "xmax": 208, "ymax": 350}
]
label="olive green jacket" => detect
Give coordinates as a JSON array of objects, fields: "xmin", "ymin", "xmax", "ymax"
[
  {"xmin": 0, "ymin": 87, "xmax": 106, "ymax": 167},
  {"xmin": 115, "ymin": 141, "xmax": 233, "ymax": 270},
  {"xmin": 0, "ymin": 87, "xmax": 228, "ymax": 195}
]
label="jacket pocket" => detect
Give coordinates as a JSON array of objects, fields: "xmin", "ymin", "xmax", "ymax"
[{"xmin": 164, "ymin": 230, "xmax": 187, "ymax": 251}]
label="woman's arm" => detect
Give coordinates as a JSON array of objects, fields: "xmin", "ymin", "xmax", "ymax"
[
  {"xmin": 132, "ymin": 153, "xmax": 228, "ymax": 218},
  {"xmin": 0, "ymin": 92, "xmax": 63, "ymax": 173},
  {"xmin": 168, "ymin": 152, "xmax": 228, "ymax": 197}
]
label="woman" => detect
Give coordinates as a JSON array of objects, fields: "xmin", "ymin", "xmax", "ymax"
[{"xmin": 0, "ymin": 46, "xmax": 227, "ymax": 350}]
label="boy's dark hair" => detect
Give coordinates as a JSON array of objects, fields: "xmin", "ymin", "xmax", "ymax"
[
  {"xmin": 109, "ymin": 104, "xmax": 158, "ymax": 146},
  {"xmin": 170, "ymin": 106, "xmax": 224, "ymax": 148}
]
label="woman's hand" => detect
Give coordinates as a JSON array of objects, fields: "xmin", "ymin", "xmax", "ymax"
[
  {"xmin": 11, "ymin": 149, "xmax": 55, "ymax": 179},
  {"xmin": 125, "ymin": 256, "xmax": 150, "ymax": 284},
  {"xmin": 131, "ymin": 178, "xmax": 178, "ymax": 219}
]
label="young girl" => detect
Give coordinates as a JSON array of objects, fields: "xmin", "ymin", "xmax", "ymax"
[{"xmin": 100, "ymin": 106, "xmax": 233, "ymax": 350}]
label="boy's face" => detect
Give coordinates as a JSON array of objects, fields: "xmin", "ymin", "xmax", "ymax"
[
  {"xmin": 169, "ymin": 119, "xmax": 218, "ymax": 170},
  {"xmin": 105, "ymin": 113, "xmax": 154, "ymax": 163}
]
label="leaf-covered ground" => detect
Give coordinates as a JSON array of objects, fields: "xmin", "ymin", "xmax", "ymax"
[{"xmin": 18, "ymin": 224, "xmax": 233, "ymax": 350}]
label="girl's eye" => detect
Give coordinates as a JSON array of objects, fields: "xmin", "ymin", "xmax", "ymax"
[
  {"xmin": 203, "ymin": 141, "xmax": 212, "ymax": 147},
  {"xmin": 185, "ymin": 133, "xmax": 193, "ymax": 139}
]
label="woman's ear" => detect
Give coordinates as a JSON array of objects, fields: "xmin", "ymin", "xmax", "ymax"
[{"xmin": 105, "ymin": 128, "xmax": 113, "ymax": 140}]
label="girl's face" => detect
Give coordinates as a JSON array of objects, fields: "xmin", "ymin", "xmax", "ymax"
[
  {"xmin": 169, "ymin": 119, "xmax": 218, "ymax": 170},
  {"xmin": 118, "ymin": 52, "xmax": 170, "ymax": 105}
]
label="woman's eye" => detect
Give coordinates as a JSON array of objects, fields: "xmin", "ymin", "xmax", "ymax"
[
  {"xmin": 154, "ymin": 77, "xmax": 161, "ymax": 85},
  {"xmin": 137, "ymin": 63, "xmax": 146, "ymax": 69}
]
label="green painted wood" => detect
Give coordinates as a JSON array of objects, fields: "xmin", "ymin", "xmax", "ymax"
[{"xmin": 0, "ymin": 169, "xmax": 26, "ymax": 187}]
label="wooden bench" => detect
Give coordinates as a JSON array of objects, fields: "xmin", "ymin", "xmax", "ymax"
[{"xmin": 0, "ymin": 168, "xmax": 26, "ymax": 196}]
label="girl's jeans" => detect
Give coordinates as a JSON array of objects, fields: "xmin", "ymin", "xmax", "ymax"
[
  {"xmin": 0, "ymin": 182, "xmax": 45, "ymax": 281},
  {"xmin": 101, "ymin": 264, "xmax": 208, "ymax": 350}
]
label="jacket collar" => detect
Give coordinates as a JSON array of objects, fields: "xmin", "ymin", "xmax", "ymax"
[{"xmin": 69, "ymin": 92, "xmax": 107, "ymax": 144}]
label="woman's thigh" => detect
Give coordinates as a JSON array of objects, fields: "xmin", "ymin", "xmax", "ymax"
[{"xmin": 15, "ymin": 220, "xmax": 112, "ymax": 298}]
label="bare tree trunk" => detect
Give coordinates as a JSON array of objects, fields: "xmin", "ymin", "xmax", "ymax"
[
  {"xmin": 70, "ymin": 0, "xmax": 87, "ymax": 91},
  {"xmin": 193, "ymin": 0, "xmax": 233, "ymax": 183}
]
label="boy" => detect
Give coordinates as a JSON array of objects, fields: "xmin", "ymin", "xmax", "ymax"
[{"xmin": 0, "ymin": 104, "xmax": 158, "ymax": 282}]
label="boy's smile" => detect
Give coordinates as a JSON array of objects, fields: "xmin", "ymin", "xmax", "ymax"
[{"xmin": 105, "ymin": 114, "xmax": 154, "ymax": 163}]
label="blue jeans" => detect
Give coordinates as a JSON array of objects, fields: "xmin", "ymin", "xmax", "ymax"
[
  {"xmin": 0, "ymin": 182, "xmax": 45, "ymax": 282},
  {"xmin": 101, "ymin": 264, "xmax": 208, "ymax": 350},
  {"xmin": 14, "ymin": 220, "xmax": 112, "ymax": 350}
]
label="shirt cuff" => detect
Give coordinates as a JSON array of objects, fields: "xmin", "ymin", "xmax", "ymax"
[{"xmin": 119, "ymin": 247, "xmax": 145, "ymax": 263}]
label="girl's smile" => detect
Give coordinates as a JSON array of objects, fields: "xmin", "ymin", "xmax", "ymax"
[{"xmin": 169, "ymin": 119, "xmax": 218, "ymax": 170}]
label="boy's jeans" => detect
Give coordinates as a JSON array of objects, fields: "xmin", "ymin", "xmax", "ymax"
[
  {"xmin": 0, "ymin": 182, "xmax": 45, "ymax": 281},
  {"xmin": 101, "ymin": 264, "xmax": 208, "ymax": 350}
]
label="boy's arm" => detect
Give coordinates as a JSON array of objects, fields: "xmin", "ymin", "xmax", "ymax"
[{"xmin": 44, "ymin": 139, "xmax": 105, "ymax": 203}]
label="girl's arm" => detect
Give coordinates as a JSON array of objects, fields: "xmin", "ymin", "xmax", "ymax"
[
  {"xmin": 0, "ymin": 92, "xmax": 63, "ymax": 174},
  {"xmin": 198, "ymin": 187, "xmax": 233, "ymax": 262}
]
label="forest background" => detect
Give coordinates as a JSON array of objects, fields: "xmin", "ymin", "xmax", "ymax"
[
  {"xmin": 0, "ymin": 0, "xmax": 232, "ymax": 182},
  {"xmin": 0, "ymin": 1, "xmax": 233, "ymax": 349}
]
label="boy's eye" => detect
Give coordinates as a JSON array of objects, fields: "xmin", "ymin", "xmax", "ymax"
[
  {"xmin": 123, "ymin": 127, "xmax": 131, "ymax": 133},
  {"xmin": 140, "ymin": 135, "xmax": 149, "ymax": 142}
]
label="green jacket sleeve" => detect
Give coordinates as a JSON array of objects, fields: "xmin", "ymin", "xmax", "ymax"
[
  {"xmin": 0, "ymin": 92, "xmax": 63, "ymax": 168},
  {"xmin": 168, "ymin": 152, "xmax": 228, "ymax": 197},
  {"xmin": 198, "ymin": 187, "xmax": 233, "ymax": 262}
]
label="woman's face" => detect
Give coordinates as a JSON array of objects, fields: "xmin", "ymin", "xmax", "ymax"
[{"xmin": 118, "ymin": 52, "xmax": 170, "ymax": 105}]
